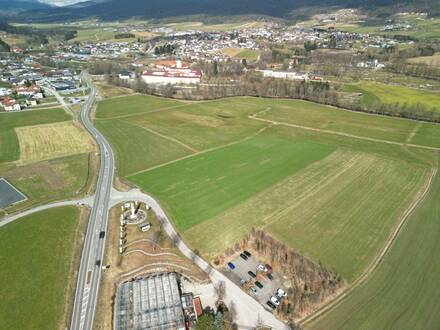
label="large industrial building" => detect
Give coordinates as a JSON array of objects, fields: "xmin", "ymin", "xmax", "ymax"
[{"xmin": 114, "ymin": 273, "xmax": 186, "ymax": 330}]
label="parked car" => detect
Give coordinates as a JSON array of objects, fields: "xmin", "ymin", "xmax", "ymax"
[
  {"xmin": 276, "ymin": 288, "xmax": 287, "ymax": 298},
  {"xmin": 266, "ymin": 301, "xmax": 276, "ymax": 309},
  {"xmin": 248, "ymin": 271, "xmax": 256, "ymax": 278},
  {"xmin": 270, "ymin": 296, "xmax": 280, "ymax": 306},
  {"xmin": 243, "ymin": 250, "xmax": 252, "ymax": 257},
  {"xmin": 265, "ymin": 264, "xmax": 273, "ymax": 272},
  {"xmin": 267, "ymin": 273, "xmax": 274, "ymax": 281},
  {"xmin": 258, "ymin": 264, "xmax": 268, "ymax": 272},
  {"xmin": 240, "ymin": 253, "xmax": 248, "ymax": 260},
  {"xmin": 227, "ymin": 262, "xmax": 235, "ymax": 270},
  {"xmin": 255, "ymin": 281, "xmax": 263, "ymax": 289},
  {"xmin": 250, "ymin": 287, "xmax": 258, "ymax": 295}
]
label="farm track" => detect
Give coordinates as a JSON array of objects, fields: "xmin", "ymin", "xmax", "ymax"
[
  {"xmin": 126, "ymin": 123, "xmax": 272, "ymax": 177},
  {"xmin": 127, "ymin": 122, "xmax": 199, "ymax": 153},
  {"xmin": 249, "ymin": 109, "xmax": 440, "ymax": 151},
  {"xmin": 123, "ymin": 249, "xmax": 178, "ymax": 258},
  {"xmin": 406, "ymin": 122, "xmax": 422, "ymax": 144},
  {"xmin": 299, "ymin": 165, "xmax": 437, "ymax": 326}
]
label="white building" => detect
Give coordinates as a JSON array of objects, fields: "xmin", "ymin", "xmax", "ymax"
[
  {"xmin": 142, "ymin": 70, "xmax": 201, "ymax": 85},
  {"xmin": 257, "ymin": 69, "xmax": 309, "ymax": 81},
  {"xmin": 0, "ymin": 88, "xmax": 11, "ymax": 97},
  {"xmin": 142, "ymin": 59, "xmax": 201, "ymax": 85},
  {"xmin": 1, "ymin": 98, "xmax": 21, "ymax": 111}
]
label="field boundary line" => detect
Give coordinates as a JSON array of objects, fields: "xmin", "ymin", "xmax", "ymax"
[
  {"xmin": 405, "ymin": 122, "xmax": 422, "ymax": 144},
  {"xmin": 126, "ymin": 124, "xmax": 271, "ymax": 177},
  {"xmin": 299, "ymin": 165, "xmax": 437, "ymax": 326},
  {"xmin": 128, "ymin": 122, "xmax": 199, "ymax": 153},
  {"xmin": 249, "ymin": 112, "xmax": 440, "ymax": 151}
]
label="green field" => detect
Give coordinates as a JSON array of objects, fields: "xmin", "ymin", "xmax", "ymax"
[
  {"xmin": 328, "ymin": 16, "xmax": 440, "ymax": 40},
  {"xmin": 0, "ymin": 207, "xmax": 81, "ymax": 330},
  {"xmin": 95, "ymin": 95, "xmax": 182, "ymax": 119},
  {"xmin": 0, "ymin": 108, "xmax": 69, "ymax": 163},
  {"xmin": 309, "ymin": 154, "xmax": 440, "ymax": 329},
  {"xmin": 343, "ymin": 81, "xmax": 440, "ymax": 114},
  {"xmin": 130, "ymin": 137, "xmax": 334, "ymax": 231},
  {"xmin": 96, "ymin": 94, "xmax": 438, "ymax": 282}
]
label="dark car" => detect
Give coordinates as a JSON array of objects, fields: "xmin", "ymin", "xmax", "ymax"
[
  {"xmin": 248, "ymin": 271, "xmax": 256, "ymax": 278},
  {"xmin": 99, "ymin": 231, "xmax": 105, "ymax": 239},
  {"xmin": 267, "ymin": 273, "xmax": 274, "ymax": 281},
  {"xmin": 227, "ymin": 262, "xmax": 235, "ymax": 270},
  {"xmin": 255, "ymin": 281, "xmax": 263, "ymax": 289},
  {"xmin": 266, "ymin": 301, "xmax": 276, "ymax": 310},
  {"xmin": 239, "ymin": 253, "xmax": 248, "ymax": 260},
  {"xmin": 95, "ymin": 260, "xmax": 101, "ymax": 267},
  {"xmin": 243, "ymin": 250, "xmax": 252, "ymax": 257}
]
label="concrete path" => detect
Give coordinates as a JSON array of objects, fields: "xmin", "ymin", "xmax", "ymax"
[
  {"xmin": 109, "ymin": 188, "xmax": 289, "ymax": 329},
  {"xmin": 0, "ymin": 196, "xmax": 94, "ymax": 228}
]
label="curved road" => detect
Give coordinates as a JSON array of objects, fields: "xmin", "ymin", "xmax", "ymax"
[{"xmin": 1, "ymin": 73, "xmax": 288, "ymax": 330}]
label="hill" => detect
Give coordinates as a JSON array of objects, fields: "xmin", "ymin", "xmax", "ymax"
[{"xmin": 9, "ymin": 0, "xmax": 440, "ymax": 23}]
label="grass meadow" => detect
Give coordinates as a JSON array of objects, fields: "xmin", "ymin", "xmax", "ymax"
[
  {"xmin": 0, "ymin": 207, "xmax": 81, "ymax": 330},
  {"xmin": 96, "ymin": 94, "xmax": 439, "ymax": 284},
  {"xmin": 309, "ymin": 154, "xmax": 440, "ymax": 329},
  {"xmin": 343, "ymin": 81, "xmax": 440, "ymax": 114}
]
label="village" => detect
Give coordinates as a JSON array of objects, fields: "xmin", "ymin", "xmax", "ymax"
[{"xmin": 0, "ymin": 16, "xmax": 406, "ymax": 112}]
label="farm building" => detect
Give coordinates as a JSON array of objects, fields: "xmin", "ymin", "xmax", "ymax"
[{"xmin": 114, "ymin": 273, "xmax": 186, "ymax": 330}]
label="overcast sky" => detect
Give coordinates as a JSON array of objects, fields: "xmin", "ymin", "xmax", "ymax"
[{"xmin": 39, "ymin": 0, "xmax": 89, "ymax": 6}]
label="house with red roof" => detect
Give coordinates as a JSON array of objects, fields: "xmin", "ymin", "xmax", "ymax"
[{"xmin": 1, "ymin": 97, "xmax": 21, "ymax": 111}]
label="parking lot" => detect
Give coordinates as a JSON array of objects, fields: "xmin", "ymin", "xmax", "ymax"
[{"xmin": 222, "ymin": 251, "xmax": 285, "ymax": 311}]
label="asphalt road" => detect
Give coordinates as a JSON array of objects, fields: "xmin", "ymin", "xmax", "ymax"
[
  {"xmin": 67, "ymin": 75, "xmax": 288, "ymax": 329},
  {"xmin": 70, "ymin": 72, "xmax": 115, "ymax": 330},
  {"xmin": 3, "ymin": 74, "xmax": 288, "ymax": 329},
  {"xmin": 110, "ymin": 189, "xmax": 289, "ymax": 329}
]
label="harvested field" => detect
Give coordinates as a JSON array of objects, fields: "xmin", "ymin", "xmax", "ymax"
[
  {"xmin": 310, "ymin": 155, "xmax": 440, "ymax": 329},
  {"xmin": 407, "ymin": 53, "xmax": 440, "ymax": 67},
  {"xmin": 95, "ymin": 81, "xmax": 135, "ymax": 99},
  {"xmin": 0, "ymin": 108, "xmax": 69, "ymax": 163},
  {"xmin": 15, "ymin": 121, "xmax": 95, "ymax": 164}
]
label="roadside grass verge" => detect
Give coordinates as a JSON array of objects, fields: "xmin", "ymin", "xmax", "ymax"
[{"xmin": 0, "ymin": 206, "xmax": 81, "ymax": 330}]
